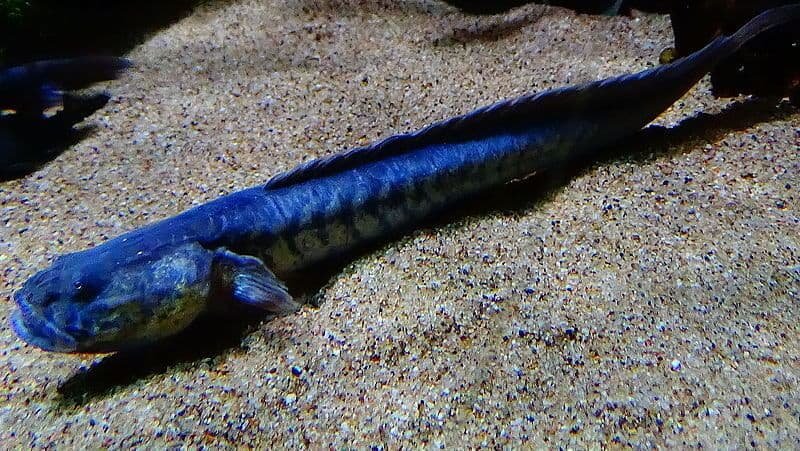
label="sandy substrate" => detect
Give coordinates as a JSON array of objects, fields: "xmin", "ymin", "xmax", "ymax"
[{"xmin": 1, "ymin": 0, "xmax": 798, "ymax": 447}]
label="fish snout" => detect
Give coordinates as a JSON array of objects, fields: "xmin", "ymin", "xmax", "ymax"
[{"xmin": 10, "ymin": 289, "xmax": 80, "ymax": 352}]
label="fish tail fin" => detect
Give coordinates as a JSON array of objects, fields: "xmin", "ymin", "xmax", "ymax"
[
  {"xmin": 714, "ymin": 4, "xmax": 800, "ymax": 61},
  {"xmin": 0, "ymin": 56, "xmax": 130, "ymax": 114},
  {"xmin": 601, "ymin": 3, "xmax": 800, "ymax": 124},
  {"xmin": 672, "ymin": 4, "xmax": 800, "ymax": 80},
  {"xmin": 17, "ymin": 56, "xmax": 132, "ymax": 91}
]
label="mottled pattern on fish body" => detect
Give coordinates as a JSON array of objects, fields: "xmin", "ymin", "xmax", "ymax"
[
  {"xmin": 171, "ymin": 87, "xmax": 655, "ymax": 274},
  {"xmin": 238, "ymin": 121, "xmax": 586, "ymax": 275},
  {"xmin": 110, "ymin": 114, "xmax": 606, "ymax": 280}
]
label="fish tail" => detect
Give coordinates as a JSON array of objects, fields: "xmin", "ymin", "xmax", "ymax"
[
  {"xmin": 600, "ymin": 4, "xmax": 800, "ymax": 124},
  {"xmin": 13, "ymin": 56, "xmax": 131, "ymax": 91},
  {"xmin": 0, "ymin": 56, "xmax": 130, "ymax": 113},
  {"xmin": 715, "ymin": 4, "xmax": 800, "ymax": 60},
  {"xmin": 673, "ymin": 4, "xmax": 800, "ymax": 79}
]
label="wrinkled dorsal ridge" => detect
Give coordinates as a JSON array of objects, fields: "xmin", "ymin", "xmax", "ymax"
[
  {"xmin": 264, "ymin": 90, "xmax": 544, "ymax": 190},
  {"xmin": 264, "ymin": 61, "xmax": 685, "ymax": 191},
  {"xmin": 263, "ymin": 3, "xmax": 800, "ymax": 191},
  {"xmin": 264, "ymin": 73, "xmax": 641, "ymax": 190}
]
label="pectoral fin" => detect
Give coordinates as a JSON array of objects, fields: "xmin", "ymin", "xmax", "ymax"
[{"xmin": 213, "ymin": 249, "xmax": 301, "ymax": 313}]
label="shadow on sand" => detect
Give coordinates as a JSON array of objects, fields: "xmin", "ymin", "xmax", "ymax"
[{"xmin": 0, "ymin": 93, "xmax": 110, "ymax": 181}]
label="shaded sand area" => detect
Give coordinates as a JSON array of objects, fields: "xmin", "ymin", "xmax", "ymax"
[{"xmin": 1, "ymin": 0, "xmax": 798, "ymax": 447}]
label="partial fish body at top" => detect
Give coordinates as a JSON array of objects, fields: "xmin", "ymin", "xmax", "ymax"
[{"xmin": 11, "ymin": 5, "xmax": 800, "ymax": 353}]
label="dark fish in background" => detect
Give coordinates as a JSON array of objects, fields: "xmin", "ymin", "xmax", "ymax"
[{"xmin": 0, "ymin": 56, "xmax": 130, "ymax": 180}]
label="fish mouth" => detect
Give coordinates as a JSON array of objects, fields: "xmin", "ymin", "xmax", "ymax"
[{"xmin": 10, "ymin": 291, "xmax": 79, "ymax": 353}]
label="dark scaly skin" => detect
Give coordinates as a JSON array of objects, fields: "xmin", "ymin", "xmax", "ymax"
[{"xmin": 10, "ymin": 5, "xmax": 800, "ymax": 353}]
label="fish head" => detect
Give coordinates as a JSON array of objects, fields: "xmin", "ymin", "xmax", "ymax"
[{"xmin": 11, "ymin": 240, "xmax": 216, "ymax": 353}]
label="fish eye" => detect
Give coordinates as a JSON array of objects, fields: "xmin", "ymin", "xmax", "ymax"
[{"xmin": 72, "ymin": 279, "xmax": 99, "ymax": 301}]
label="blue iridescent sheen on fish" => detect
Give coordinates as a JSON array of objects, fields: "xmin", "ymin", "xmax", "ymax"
[{"xmin": 10, "ymin": 5, "xmax": 800, "ymax": 353}]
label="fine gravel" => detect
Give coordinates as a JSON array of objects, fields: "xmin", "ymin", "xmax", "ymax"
[{"xmin": 1, "ymin": 0, "xmax": 798, "ymax": 447}]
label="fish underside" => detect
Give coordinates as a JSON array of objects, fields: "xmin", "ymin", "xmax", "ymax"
[{"xmin": 10, "ymin": 5, "xmax": 800, "ymax": 353}]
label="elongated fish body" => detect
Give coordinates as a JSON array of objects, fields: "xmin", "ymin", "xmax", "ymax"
[
  {"xmin": 145, "ymin": 118, "xmax": 599, "ymax": 276},
  {"xmin": 11, "ymin": 5, "xmax": 800, "ymax": 353},
  {"xmin": 88, "ymin": 19, "xmax": 749, "ymax": 276}
]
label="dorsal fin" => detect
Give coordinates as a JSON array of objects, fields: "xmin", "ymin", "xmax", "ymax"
[
  {"xmin": 264, "ymin": 4, "xmax": 800, "ymax": 190},
  {"xmin": 264, "ymin": 72, "xmax": 651, "ymax": 190}
]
